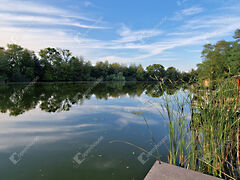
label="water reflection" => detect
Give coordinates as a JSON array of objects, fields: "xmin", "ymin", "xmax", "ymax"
[
  {"xmin": 0, "ymin": 82, "xmax": 183, "ymax": 180},
  {"xmin": 0, "ymin": 82, "xmax": 183, "ymax": 116}
]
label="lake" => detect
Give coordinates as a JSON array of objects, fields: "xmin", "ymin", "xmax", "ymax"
[{"xmin": 0, "ymin": 82, "xmax": 183, "ymax": 180}]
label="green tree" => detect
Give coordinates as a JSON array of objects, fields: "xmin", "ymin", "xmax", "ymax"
[
  {"xmin": 0, "ymin": 47, "xmax": 10, "ymax": 82},
  {"xmin": 233, "ymin": 29, "xmax": 240, "ymax": 40},
  {"xmin": 198, "ymin": 40, "xmax": 234, "ymax": 81},
  {"xmin": 126, "ymin": 64, "xmax": 138, "ymax": 81},
  {"xmin": 146, "ymin": 64, "xmax": 165, "ymax": 80},
  {"xmin": 165, "ymin": 67, "xmax": 181, "ymax": 82},
  {"xmin": 106, "ymin": 72, "xmax": 125, "ymax": 81},
  {"xmin": 5, "ymin": 44, "xmax": 37, "ymax": 82},
  {"xmin": 136, "ymin": 64, "xmax": 145, "ymax": 81},
  {"xmin": 68, "ymin": 56, "xmax": 84, "ymax": 81},
  {"xmin": 39, "ymin": 47, "xmax": 72, "ymax": 81},
  {"xmin": 92, "ymin": 61, "xmax": 109, "ymax": 80}
]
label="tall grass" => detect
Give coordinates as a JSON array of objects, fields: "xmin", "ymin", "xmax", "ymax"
[
  {"xmin": 163, "ymin": 78, "xmax": 240, "ymax": 179},
  {"xmin": 109, "ymin": 79, "xmax": 239, "ymax": 179},
  {"xmin": 160, "ymin": 91, "xmax": 189, "ymax": 166}
]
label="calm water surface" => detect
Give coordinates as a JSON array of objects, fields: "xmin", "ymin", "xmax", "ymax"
[{"xmin": 0, "ymin": 82, "xmax": 182, "ymax": 180}]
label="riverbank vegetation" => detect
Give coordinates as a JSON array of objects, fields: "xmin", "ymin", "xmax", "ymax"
[
  {"xmin": 163, "ymin": 79, "xmax": 239, "ymax": 179},
  {"xmin": 164, "ymin": 29, "xmax": 240, "ymax": 179},
  {"xmin": 0, "ymin": 44, "xmax": 195, "ymax": 83}
]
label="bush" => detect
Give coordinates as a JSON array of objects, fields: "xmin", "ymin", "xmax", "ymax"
[{"xmin": 106, "ymin": 72, "xmax": 125, "ymax": 81}]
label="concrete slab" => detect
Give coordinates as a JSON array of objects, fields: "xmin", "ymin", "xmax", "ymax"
[{"xmin": 145, "ymin": 161, "xmax": 222, "ymax": 180}]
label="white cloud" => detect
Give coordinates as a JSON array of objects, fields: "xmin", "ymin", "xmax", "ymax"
[
  {"xmin": 0, "ymin": 1, "xmax": 239, "ymax": 71},
  {"xmin": 93, "ymin": 56, "xmax": 131, "ymax": 64},
  {"xmin": 1, "ymin": 14, "xmax": 239, "ymax": 65},
  {"xmin": 181, "ymin": 7, "xmax": 204, "ymax": 16},
  {"xmin": 0, "ymin": 13, "xmax": 106, "ymax": 30},
  {"xmin": 177, "ymin": 1, "xmax": 181, "ymax": 6},
  {"xmin": 0, "ymin": 0, "xmax": 96, "ymax": 21},
  {"xmin": 0, "ymin": 0, "xmax": 95, "ymax": 22},
  {"xmin": 177, "ymin": 0, "xmax": 188, "ymax": 6},
  {"xmin": 84, "ymin": 1, "xmax": 94, "ymax": 7},
  {"xmin": 182, "ymin": 16, "xmax": 240, "ymax": 30},
  {"xmin": 115, "ymin": 25, "xmax": 163, "ymax": 43},
  {"xmin": 0, "ymin": 0, "xmax": 63, "ymax": 15},
  {"xmin": 172, "ymin": 6, "xmax": 204, "ymax": 21}
]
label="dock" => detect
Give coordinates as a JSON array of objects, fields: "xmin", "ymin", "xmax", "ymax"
[{"xmin": 145, "ymin": 161, "xmax": 221, "ymax": 180}]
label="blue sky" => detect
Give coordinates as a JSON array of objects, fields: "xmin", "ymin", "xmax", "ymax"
[{"xmin": 0, "ymin": 0, "xmax": 240, "ymax": 71}]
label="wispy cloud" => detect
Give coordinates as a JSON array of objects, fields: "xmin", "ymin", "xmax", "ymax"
[
  {"xmin": 0, "ymin": 0, "xmax": 99, "ymax": 22},
  {"xmin": 0, "ymin": 0, "xmax": 94, "ymax": 22},
  {"xmin": 172, "ymin": 6, "xmax": 204, "ymax": 20},
  {"xmin": 115, "ymin": 25, "xmax": 163, "ymax": 43},
  {"xmin": 90, "ymin": 15, "xmax": 240, "ymax": 64},
  {"xmin": 0, "ymin": 13, "xmax": 107, "ymax": 31},
  {"xmin": 1, "ymin": 14, "xmax": 239, "ymax": 65},
  {"xmin": 0, "ymin": 0, "xmax": 239, "ymax": 71},
  {"xmin": 177, "ymin": 0, "xmax": 188, "ymax": 6},
  {"xmin": 182, "ymin": 16, "xmax": 239, "ymax": 30},
  {"xmin": 84, "ymin": 1, "xmax": 95, "ymax": 8},
  {"xmin": 0, "ymin": 0, "xmax": 64, "ymax": 16},
  {"xmin": 181, "ymin": 7, "xmax": 204, "ymax": 16}
]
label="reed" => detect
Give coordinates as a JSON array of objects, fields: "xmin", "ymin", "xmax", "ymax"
[{"xmin": 163, "ymin": 78, "xmax": 240, "ymax": 179}]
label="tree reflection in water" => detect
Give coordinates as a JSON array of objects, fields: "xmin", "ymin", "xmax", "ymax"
[{"xmin": 0, "ymin": 82, "xmax": 184, "ymax": 116}]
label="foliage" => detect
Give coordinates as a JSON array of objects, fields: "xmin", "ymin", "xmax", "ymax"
[
  {"xmin": 157, "ymin": 78, "xmax": 239, "ymax": 179},
  {"xmin": 164, "ymin": 30, "xmax": 240, "ymax": 179},
  {"xmin": 146, "ymin": 64, "xmax": 165, "ymax": 80},
  {"xmin": 106, "ymin": 72, "xmax": 125, "ymax": 81},
  {"xmin": 0, "ymin": 44, "xmax": 192, "ymax": 83},
  {"xmin": 188, "ymin": 79, "xmax": 239, "ymax": 179},
  {"xmin": 197, "ymin": 29, "xmax": 240, "ymax": 84}
]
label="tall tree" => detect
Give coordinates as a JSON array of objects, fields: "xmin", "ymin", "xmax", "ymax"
[
  {"xmin": 5, "ymin": 44, "xmax": 37, "ymax": 81},
  {"xmin": 0, "ymin": 47, "xmax": 10, "ymax": 82},
  {"xmin": 146, "ymin": 64, "xmax": 165, "ymax": 80}
]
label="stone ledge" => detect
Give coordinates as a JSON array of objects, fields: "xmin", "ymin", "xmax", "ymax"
[{"xmin": 145, "ymin": 161, "xmax": 222, "ymax": 180}]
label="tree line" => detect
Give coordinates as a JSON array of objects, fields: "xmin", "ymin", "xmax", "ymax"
[
  {"xmin": 197, "ymin": 29, "xmax": 240, "ymax": 83},
  {"xmin": 0, "ymin": 44, "xmax": 194, "ymax": 83},
  {"xmin": 1, "ymin": 29, "xmax": 239, "ymax": 84}
]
